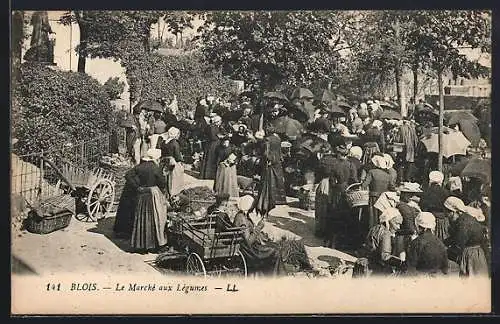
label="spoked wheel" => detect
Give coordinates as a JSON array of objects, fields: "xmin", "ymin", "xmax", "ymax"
[
  {"xmin": 234, "ymin": 251, "xmax": 248, "ymax": 278},
  {"xmin": 186, "ymin": 253, "xmax": 207, "ymax": 278},
  {"xmin": 86, "ymin": 179, "xmax": 115, "ymax": 222}
]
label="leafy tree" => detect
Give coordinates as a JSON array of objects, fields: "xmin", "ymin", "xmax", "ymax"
[
  {"xmin": 164, "ymin": 11, "xmax": 194, "ymax": 48},
  {"xmin": 59, "ymin": 11, "xmax": 163, "ymax": 73},
  {"xmin": 198, "ymin": 11, "xmax": 358, "ymax": 92},
  {"xmin": 103, "ymin": 77, "xmax": 126, "ymax": 100},
  {"xmin": 13, "ymin": 63, "xmax": 114, "ymax": 156},
  {"xmin": 410, "ymin": 10, "xmax": 491, "ymax": 170}
]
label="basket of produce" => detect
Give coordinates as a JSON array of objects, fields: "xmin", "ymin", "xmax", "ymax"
[
  {"xmin": 345, "ymin": 183, "xmax": 369, "ymax": 208},
  {"xmin": 296, "ymin": 184, "xmax": 317, "ymax": 211},
  {"xmin": 175, "ymin": 186, "xmax": 216, "ymax": 213},
  {"xmin": 99, "ymin": 154, "xmax": 133, "ymax": 211}
]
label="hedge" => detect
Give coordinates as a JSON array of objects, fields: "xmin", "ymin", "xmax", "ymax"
[
  {"xmin": 12, "ymin": 63, "xmax": 114, "ymax": 156},
  {"xmin": 125, "ymin": 51, "xmax": 237, "ymax": 116}
]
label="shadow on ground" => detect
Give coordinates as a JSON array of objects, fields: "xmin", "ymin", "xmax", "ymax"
[
  {"xmin": 11, "ymin": 255, "xmax": 38, "ymax": 275},
  {"xmin": 87, "ymin": 217, "xmax": 134, "ymax": 253}
]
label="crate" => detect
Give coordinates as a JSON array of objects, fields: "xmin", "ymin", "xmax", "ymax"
[{"xmin": 25, "ymin": 210, "xmax": 73, "ymax": 234}]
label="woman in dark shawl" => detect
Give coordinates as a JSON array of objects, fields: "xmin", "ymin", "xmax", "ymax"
[
  {"xmin": 200, "ymin": 115, "xmax": 223, "ymax": 179},
  {"xmin": 116, "ymin": 149, "xmax": 168, "ymax": 253},
  {"xmin": 253, "ymin": 125, "xmax": 287, "ymax": 219}
]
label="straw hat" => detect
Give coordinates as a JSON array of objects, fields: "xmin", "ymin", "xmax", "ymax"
[{"xmin": 444, "ymin": 197, "xmax": 467, "ymax": 213}]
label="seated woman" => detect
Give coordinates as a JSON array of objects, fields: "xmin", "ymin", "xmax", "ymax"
[
  {"xmin": 363, "ymin": 207, "xmax": 405, "ymax": 276},
  {"xmin": 230, "ymin": 195, "xmax": 283, "ymax": 276}
]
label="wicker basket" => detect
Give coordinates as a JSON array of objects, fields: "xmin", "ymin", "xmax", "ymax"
[
  {"xmin": 26, "ymin": 210, "xmax": 73, "ymax": 234},
  {"xmin": 345, "ymin": 183, "xmax": 369, "ymax": 208},
  {"xmin": 298, "ymin": 185, "xmax": 317, "ymax": 210}
]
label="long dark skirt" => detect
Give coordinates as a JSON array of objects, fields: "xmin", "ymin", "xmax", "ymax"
[
  {"xmin": 368, "ymin": 196, "xmax": 380, "ymax": 230},
  {"xmin": 113, "ymin": 182, "xmax": 137, "ymax": 238},
  {"xmin": 255, "ymin": 163, "xmax": 287, "ymax": 215},
  {"xmin": 130, "ymin": 186, "xmax": 168, "ymax": 251},
  {"xmin": 239, "ymin": 241, "xmax": 282, "ymax": 276},
  {"xmin": 459, "ymin": 246, "xmax": 489, "ymax": 277},
  {"xmin": 200, "ymin": 140, "xmax": 220, "ymax": 179},
  {"xmin": 435, "ymin": 215, "xmax": 450, "ymax": 242},
  {"xmin": 314, "ymin": 190, "xmax": 330, "ymax": 238}
]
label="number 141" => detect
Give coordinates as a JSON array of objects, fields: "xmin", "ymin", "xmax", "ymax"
[{"xmin": 46, "ymin": 283, "xmax": 61, "ymax": 291}]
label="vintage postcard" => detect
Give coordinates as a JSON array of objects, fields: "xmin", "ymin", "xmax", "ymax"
[{"xmin": 10, "ymin": 10, "xmax": 492, "ymax": 315}]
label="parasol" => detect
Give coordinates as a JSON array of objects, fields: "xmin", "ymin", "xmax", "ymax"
[
  {"xmin": 336, "ymin": 99, "xmax": 353, "ymax": 110},
  {"xmin": 420, "ymin": 127, "xmax": 471, "ymax": 158},
  {"xmin": 380, "ymin": 109, "xmax": 402, "ymax": 120},
  {"xmin": 446, "ymin": 111, "xmax": 479, "ymax": 126},
  {"xmin": 263, "ymin": 91, "xmax": 289, "ymax": 102},
  {"xmin": 289, "ymin": 101, "xmax": 316, "ymax": 122},
  {"xmin": 460, "ymin": 158, "xmax": 491, "ymax": 184},
  {"xmin": 137, "ymin": 100, "xmax": 164, "ymax": 113},
  {"xmin": 290, "ymin": 87, "xmax": 315, "ymax": 100},
  {"xmin": 324, "ymin": 101, "xmax": 346, "ymax": 116},
  {"xmin": 271, "ymin": 116, "xmax": 304, "ymax": 139},
  {"xmin": 315, "ymin": 89, "xmax": 335, "ymax": 104}
]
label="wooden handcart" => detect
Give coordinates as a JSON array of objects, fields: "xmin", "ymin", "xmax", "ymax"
[
  {"xmin": 173, "ymin": 213, "xmax": 248, "ymax": 278},
  {"xmin": 42, "ymin": 157, "xmax": 116, "ymax": 222}
]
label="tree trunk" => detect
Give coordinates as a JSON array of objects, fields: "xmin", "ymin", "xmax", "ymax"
[
  {"xmin": 413, "ymin": 67, "xmax": 418, "ymax": 101},
  {"xmin": 180, "ymin": 32, "xmax": 183, "ymax": 48},
  {"xmin": 438, "ymin": 71, "xmax": 444, "ymax": 172},
  {"xmin": 11, "ymin": 11, "xmax": 24, "ymax": 84},
  {"xmin": 75, "ymin": 12, "xmax": 87, "ymax": 73},
  {"xmin": 395, "ymin": 65, "xmax": 406, "ymax": 116}
]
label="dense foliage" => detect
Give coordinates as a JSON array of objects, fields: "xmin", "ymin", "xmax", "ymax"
[
  {"xmin": 198, "ymin": 11, "xmax": 357, "ymax": 92},
  {"xmin": 13, "ymin": 63, "xmax": 114, "ymax": 155},
  {"xmin": 125, "ymin": 51, "xmax": 236, "ymax": 115}
]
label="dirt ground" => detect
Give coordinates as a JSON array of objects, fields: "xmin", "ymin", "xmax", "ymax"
[{"xmin": 11, "ymin": 172, "xmax": 358, "ymax": 277}]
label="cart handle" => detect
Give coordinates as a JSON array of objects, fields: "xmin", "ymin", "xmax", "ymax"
[
  {"xmin": 40, "ymin": 156, "xmax": 77, "ymax": 192},
  {"xmin": 345, "ymin": 182, "xmax": 362, "ymax": 192}
]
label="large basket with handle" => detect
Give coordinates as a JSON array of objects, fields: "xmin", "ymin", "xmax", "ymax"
[{"xmin": 345, "ymin": 183, "xmax": 369, "ymax": 208}]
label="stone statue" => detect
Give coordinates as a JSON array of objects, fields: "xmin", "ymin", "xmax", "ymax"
[{"xmin": 24, "ymin": 11, "xmax": 55, "ymax": 64}]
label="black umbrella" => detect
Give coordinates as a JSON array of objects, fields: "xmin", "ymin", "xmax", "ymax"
[
  {"xmin": 263, "ymin": 91, "xmax": 289, "ymax": 102},
  {"xmin": 324, "ymin": 101, "xmax": 346, "ymax": 117},
  {"xmin": 297, "ymin": 133, "xmax": 331, "ymax": 154},
  {"xmin": 461, "ymin": 158, "xmax": 491, "ymax": 183},
  {"xmin": 138, "ymin": 99, "xmax": 164, "ymax": 113},
  {"xmin": 272, "ymin": 116, "xmax": 304, "ymax": 139},
  {"xmin": 290, "ymin": 87, "xmax": 315, "ymax": 100},
  {"xmin": 446, "ymin": 111, "xmax": 478, "ymax": 126},
  {"xmin": 336, "ymin": 99, "xmax": 353, "ymax": 110}
]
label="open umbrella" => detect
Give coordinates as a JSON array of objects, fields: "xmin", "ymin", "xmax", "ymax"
[
  {"xmin": 380, "ymin": 109, "xmax": 402, "ymax": 120},
  {"xmin": 271, "ymin": 116, "xmax": 304, "ymax": 139},
  {"xmin": 263, "ymin": 91, "xmax": 289, "ymax": 102},
  {"xmin": 420, "ymin": 127, "xmax": 471, "ymax": 158},
  {"xmin": 446, "ymin": 111, "xmax": 479, "ymax": 126},
  {"xmin": 324, "ymin": 101, "xmax": 346, "ymax": 117},
  {"xmin": 461, "ymin": 158, "xmax": 491, "ymax": 184},
  {"xmin": 290, "ymin": 87, "xmax": 315, "ymax": 100},
  {"xmin": 297, "ymin": 133, "xmax": 331, "ymax": 154},
  {"xmin": 137, "ymin": 100, "xmax": 164, "ymax": 113},
  {"xmin": 315, "ymin": 89, "xmax": 335, "ymax": 104},
  {"xmin": 336, "ymin": 99, "xmax": 353, "ymax": 110},
  {"xmin": 458, "ymin": 119, "xmax": 481, "ymax": 147}
]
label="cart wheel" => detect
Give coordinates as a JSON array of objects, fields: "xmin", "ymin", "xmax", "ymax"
[
  {"xmin": 235, "ymin": 251, "xmax": 248, "ymax": 278},
  {"xmin": 86, "ymin": 179, "xmax": 115, "ymax": 222},
  {"xmin": 186, "ymin": 253, "xmax": 206, "ymax": 278}
]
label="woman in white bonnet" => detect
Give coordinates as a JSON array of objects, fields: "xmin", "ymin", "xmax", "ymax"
[
  {"xmin": 405, "ymin": 212, "xmax": 449, "ymax": 277},
  {"xmin": 420, "ymin": 170, "xmax": 451, "ymax": 242},
  {"xmin": 364, "ymin": 207, "xmax": 405, "ymax": 275},
  {"xmin": 126, "ymin": 148, "xmax": 169, "ymax": 253},
  {"xmin": 157, "ymin": 126, "xmax": 184, "ymax": 199}
]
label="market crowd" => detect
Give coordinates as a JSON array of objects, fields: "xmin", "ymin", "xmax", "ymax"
[{"xmin": 112, "ymin": 89, "xmax": 491, "ymax": 278}]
